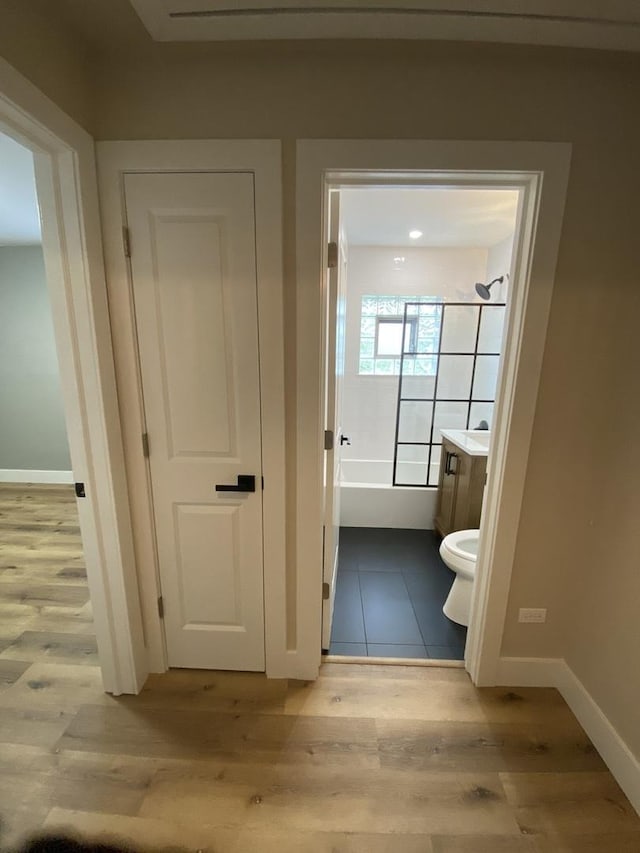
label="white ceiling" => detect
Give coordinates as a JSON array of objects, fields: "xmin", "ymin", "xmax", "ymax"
[
  {"xmin": 340, "ymin": 188, "xmax": 519, "ymax": 248},
  {"xmin": 129, "ymin": 0, "xmax": 640, "ymax": 51},
  {"xmin": 0, "ymin": 133, "xmax": 41, "ymax": 246}
]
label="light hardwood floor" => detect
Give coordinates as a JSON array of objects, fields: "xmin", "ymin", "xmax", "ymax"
[{"xmin": 1, "ymin": 485, "xmax": 639, "ymax": 852}]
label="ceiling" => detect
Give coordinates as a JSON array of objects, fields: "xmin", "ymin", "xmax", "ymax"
[
  {"xmin": 127, "ymin": 0, "xmax": 640, "ymax": 50},
  {"xmin": 340, "ymin": 188, "xmax": 519, "ymax": 248},
  {"xmin": 0, "ymin": 134, "xmax": 41, "ymax": 247}
]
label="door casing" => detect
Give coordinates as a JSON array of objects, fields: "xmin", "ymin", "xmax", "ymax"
[
  {"xmin": 0, "ymin": 58, "xmax": 147, "ymax": 695},
  {"xmin": 98, "ymin": 141, "xmax": 287, "ymax": 678},
  {"xmin": 296, "ymin": 140, "xmax": 572, "ymax": 684},
  {"xmin": 322, "ymin": 191, "xmax": 348, "ymax": 650}
]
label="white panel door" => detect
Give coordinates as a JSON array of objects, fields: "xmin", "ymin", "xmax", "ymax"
[
  {"xmin": 124, "ymin": 171, "xmax": 264, "ymax": 671},
  {"xmin": 322, "ymin": 192, "xmax": 348, "ymax": 650}
]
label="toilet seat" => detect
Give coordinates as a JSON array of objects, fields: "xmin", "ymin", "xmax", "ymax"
[{"xmin": 440, "ymin": 529, "xmax": 479, "ymax": 580}]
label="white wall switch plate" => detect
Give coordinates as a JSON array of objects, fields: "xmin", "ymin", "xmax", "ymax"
[{"xmin": 519, "ymin": 607, "xmax": 547, "ymax": 623}]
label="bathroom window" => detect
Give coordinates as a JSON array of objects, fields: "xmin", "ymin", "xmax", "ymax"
[
  {"xmin": 375, "ymin": 315, "xmax": 418, "ymax": 357},
  {"xmin": 359, "ymin": 295, "xmax": 440, "ymax": 375}
]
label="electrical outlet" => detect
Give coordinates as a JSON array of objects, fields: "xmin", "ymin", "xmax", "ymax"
[{"xmin": 519, "ymin": 607, "xmax": 547, "ymax": 623}]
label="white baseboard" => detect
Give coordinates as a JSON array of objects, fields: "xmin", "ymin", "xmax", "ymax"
[
  {"xmin": 497, "ymin": 656, "xmax": 640, "ymax": 816},
  {"xmin": 555, "ymin": 660, "xmax": 640, "ymax": 817},
  {"xmin": 0, "ymin": 469, "xmax": 74, "ymax": 484}
]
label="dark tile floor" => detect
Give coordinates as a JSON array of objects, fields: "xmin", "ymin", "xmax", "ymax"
[{"xmin": 328, "ymin": 527, "xmax": 467, "ymax": 660}]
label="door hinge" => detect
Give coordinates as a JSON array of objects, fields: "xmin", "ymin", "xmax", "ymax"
[
  {"xmin": 142, "ymin": 432, "xmax": 150, "ymax": 458},
  {"xmin": 123, "ymin": 226, "xmax": 131, "ymax": 258},
  {"xmin": 322, "ymin": 582, "xmax": 330, "ymax": 600},
  {"xmin": 327, "ymin": 241, "xmax": 338, "ymax": 269},
  {"xmin": 324, "ymin": 429, "xmax": 334, "ymax": 451},
  {"xmin": 157, "ymin": 596, "xmax": 164, "ymax": 619}
]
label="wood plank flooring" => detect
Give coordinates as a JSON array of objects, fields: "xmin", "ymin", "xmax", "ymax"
[{"xmin": 1, "ymin": 485, "xmax": 639, "ymax": 852}]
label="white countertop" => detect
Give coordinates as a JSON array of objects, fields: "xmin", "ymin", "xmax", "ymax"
[{"xmin": 440, "ymin": 429, "xmax": 491, "ymax": 456}]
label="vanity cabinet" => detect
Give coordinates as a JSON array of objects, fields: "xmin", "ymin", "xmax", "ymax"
[{"xmin": 434, "ymin": 437, "xmax": 487, "ymax": 537}]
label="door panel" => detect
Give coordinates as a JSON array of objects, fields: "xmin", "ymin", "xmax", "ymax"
[
  {"xmin": 124, "ymin": 171, "xmax": 264, "ymax": 671},
  {"xmin": 153, "ymin": 215, "xmax": 234, "ymax": 456},
  {"xmin": 174, "ymin": 503, "xmax": 241, "ymax": 625}
]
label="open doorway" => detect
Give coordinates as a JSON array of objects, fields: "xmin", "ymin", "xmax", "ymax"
[
  {"xmin": 0, "ymin": 132, "xmax": 96, "ymax": 671},
  {"xmin": 297, "ymin": 140, "xmax": 569, "ymax": 683},
  {"xmin": 323, "ymin": 184, "xmax": 519, "ymax": 662}
]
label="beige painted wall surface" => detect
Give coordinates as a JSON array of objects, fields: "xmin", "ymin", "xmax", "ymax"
[
  {"xmin": 0, "ymin": 1, "xmax": 93, "ymax": 131},
  {"xmin": 562, "ymin": 284, "xmax": 640, "ymax": 759},
  {"xmin": 89, "ymin": 40, "xmax": 640, "ymax": 751},
  {"xmin": 1, "ymin": 23, "xmax": 639, "ymax": 752}
]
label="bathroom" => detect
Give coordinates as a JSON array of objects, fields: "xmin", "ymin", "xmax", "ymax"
[{"xmin": 325, "ymin": 186, "xmax": 519, "ymax": 661}]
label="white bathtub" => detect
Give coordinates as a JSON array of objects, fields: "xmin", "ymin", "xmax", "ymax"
[{"xmin": 340, "ymin": 459, "xmax": 438, "ymax": 529}]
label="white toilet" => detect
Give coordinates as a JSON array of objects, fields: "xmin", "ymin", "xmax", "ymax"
[{"xmin": 439, "ymin": 529, "xmax": 480, "ymax": 627}]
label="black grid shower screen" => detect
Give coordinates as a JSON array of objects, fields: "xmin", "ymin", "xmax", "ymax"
[{"xmin": 392, "ymin": 301, "xmax": 506, "ymax": 488}]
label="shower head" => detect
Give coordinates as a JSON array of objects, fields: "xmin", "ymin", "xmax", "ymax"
[{"xmin": 475, "ymin": 274, "xmax": 508, "ymax": 301}]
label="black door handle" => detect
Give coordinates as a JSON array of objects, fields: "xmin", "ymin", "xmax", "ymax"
[
  {"xmin": 340, "ymin": 435, "xmax": 351, "ymax": 446},
  {"xmin": 215, "ymin": 474, "xmax": 256, "ymax": 493}
]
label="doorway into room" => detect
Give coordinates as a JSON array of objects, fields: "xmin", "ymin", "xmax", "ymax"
[
  {"xmin": 322, "ymin": 183, "xmax": 520, "ymax": 663},
  {"xmin": 0, "ymin": 131, "xmax": 96, "ymax": 676}
]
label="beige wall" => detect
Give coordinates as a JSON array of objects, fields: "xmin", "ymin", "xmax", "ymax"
[
  {"xmin": 563, "ymin": 285, "xmax": 640, "ymax": 759},
  {"xmin": 2, "ymin": 29, "xmax": 639, "ymax": 754},
  {"xmin": 0, "ymin": 0, "xmax": 93, "ymax": 131}
]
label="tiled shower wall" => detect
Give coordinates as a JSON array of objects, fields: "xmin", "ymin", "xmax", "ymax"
[{"xmin": 341, "ymin": 242, "xmax": 512, "ymax": 473}]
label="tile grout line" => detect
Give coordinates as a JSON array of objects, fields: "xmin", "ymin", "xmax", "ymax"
[
  {"xmin": 397, "ymin": 566, "xmax": 431, "ymax": 660},
  {"xmin": 358, "ymin": 561, "xmax": 427, "ymax": 657},
  {"xmin": 400, "ymin": 542, "xmax": 468, "ymax": 660},
  {"xmin": 354, "ymin": 565, "xmax": 371, "ymax": 656},
  {"xmin": 400, "ymin": 566, "xmax": 433, "ymax": 656}
]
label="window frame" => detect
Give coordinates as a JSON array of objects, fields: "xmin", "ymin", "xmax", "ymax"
[{"xmin": 374, "ymin": 314, "xmax": 418, "ymax": 358}]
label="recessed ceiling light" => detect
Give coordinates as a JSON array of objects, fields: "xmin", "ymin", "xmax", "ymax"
[{"xmin": 409, "ymin": 230, "xmax": 423, "ymax": 239}]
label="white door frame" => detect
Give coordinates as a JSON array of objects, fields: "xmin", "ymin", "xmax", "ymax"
[
  {"xmin": 321, "ymin": 191, "xmax": 345, "ymax": 651},
  {"xmin": 97, "ymin": 141, "xmax": 288, "ymax": 678},
  {"xmin": 296, "ymin": 140, "xmax": 571, "ymax": 684},
  {"xmin": 0, "ymin": 59, "xmax": 147, "ymax": 694}
]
